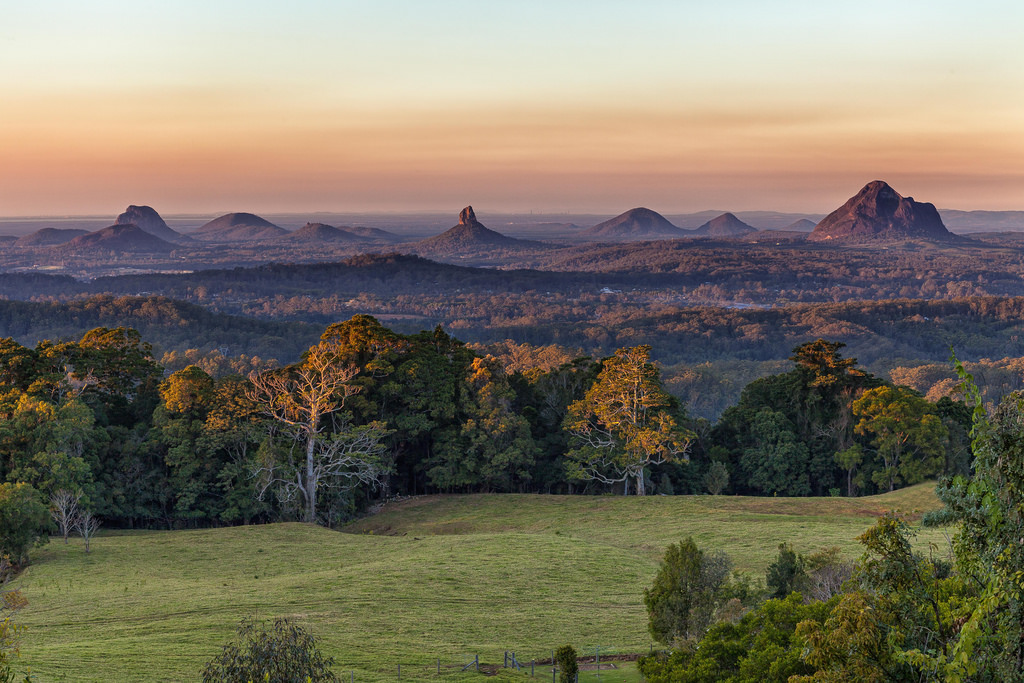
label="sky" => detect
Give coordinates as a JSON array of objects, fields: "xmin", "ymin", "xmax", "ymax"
[{"xmin": 1, "ymin": 0, "xmax": 1022, "ymax": 215}]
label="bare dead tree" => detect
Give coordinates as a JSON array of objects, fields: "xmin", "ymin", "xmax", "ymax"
[
  {"xmin": 248, "ymin": 340, "xmax": 390, "ymax": 523},
  {"xmin": 50, "ymin": 489, "xmax": 81, "ymax": 544},
  {"xmin": 75, "ymin": 510, "xmax": 100, "ymax": 553}
]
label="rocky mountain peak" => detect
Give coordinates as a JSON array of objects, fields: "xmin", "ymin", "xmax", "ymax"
[
  {"xmin": 115, "ymin": 205, "xmax": 181, "ymax": 241},
  {"xmin": 808, "ymin": 181, "xmax": 953, "ymax": 242},
  {"xmin": 459, "ymin": 206, "xmax": 477, "ymax": 225}
]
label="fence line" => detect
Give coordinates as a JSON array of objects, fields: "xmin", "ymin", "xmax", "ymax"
[{"xmin": 334, "ymin": 645, "xmax": 646, "ymax": 681}]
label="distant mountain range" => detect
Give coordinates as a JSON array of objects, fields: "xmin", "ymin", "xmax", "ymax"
[
  {"xmin": 938, "ymin": 210, "xmax": 1024, "ymax": 233},
  {"xmin": 578, "ymin": 208, "xmax": 763, "ymax": 240}
]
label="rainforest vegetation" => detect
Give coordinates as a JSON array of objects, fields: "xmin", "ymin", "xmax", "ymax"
[{"xmin": 0, "ymin": 314, "xmax": 972, "ymax": 543}]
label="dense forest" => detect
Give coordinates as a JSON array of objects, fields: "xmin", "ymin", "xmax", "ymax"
[
  {"xmin": 0, "ymin": 315, "xmax": 973, "ymax": 545},
  {"xmin": 3, "ymin": 293, "xmax": 1024, "ymax": 421}
]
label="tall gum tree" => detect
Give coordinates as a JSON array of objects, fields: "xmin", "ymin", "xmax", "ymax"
[
  {"xmin": 564, "ymin": 345, "xmax": 692, "ymax": 495},
  {"xmin": 248, "ymin": 340, "xmax": 389, "ymax": 523}
]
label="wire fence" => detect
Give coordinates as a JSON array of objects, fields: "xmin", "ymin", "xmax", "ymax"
[{"xmin": 334, "ymin": 646, "xmax": 647, "ymax": 682}]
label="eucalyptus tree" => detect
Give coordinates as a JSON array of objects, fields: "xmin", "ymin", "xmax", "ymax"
[
  {"xmin": 248, "ymin": 340, "xmax": 390, "ymax": 523},
  {"xmin": 564, "ymin": 345, "xmax": 692, "ymax": 495}
]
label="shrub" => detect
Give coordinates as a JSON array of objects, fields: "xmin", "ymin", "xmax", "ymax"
[{"xmin": 201, "ymin": 617, "xmax": 339, "ymax": 683}]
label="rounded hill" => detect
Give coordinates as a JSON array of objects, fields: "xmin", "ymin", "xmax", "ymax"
[
  {"xmin": 693, "ymin": 212, "xmax": 757, "ymax": 237},
  {"xmin": 581, "ymin": 208, "xmax": 686, "ymax": 240},
  {"xmin": 284, "ymin": 222, "xmax": 367, "ymax": 243},
  {"xmin": 15, "ymin": 227, "xmax": 89, "ymax": 247},
  {"xmin": 65, "ymin": 224, "xmax": 176, "ymax": 253},
  {"xmin": 192, "ymin": 212, "xmax": 288, "ymax": 241}
]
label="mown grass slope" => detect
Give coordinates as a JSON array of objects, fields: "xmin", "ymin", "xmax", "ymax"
[
  {"xmin": 347, "ymin": 484, "xmax": 946, "ymax": 571},
  {"xmin": 14, "ymin": 485, "xmax": 946, "ymax": 682}
]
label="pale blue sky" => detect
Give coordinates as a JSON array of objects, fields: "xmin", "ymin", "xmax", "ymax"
[{"xmin": 1, "ymin": 1, "xmax": 1021, "ymax": 213}]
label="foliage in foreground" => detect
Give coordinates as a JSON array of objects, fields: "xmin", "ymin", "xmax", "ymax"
[
  {"xmin": 639, "ymin": 593, "xmax": 834, "ymax": 683},
  {"xmin": 0, "ymin": 586, "xmax": 28, "ymax": 683},
  {"xmin": 641, "ymin": 364, "xmax": 1024, "ymax": 682},
  {"xmin": 201, "ymin": 617, "xmax": 339, "ymax": 683}
]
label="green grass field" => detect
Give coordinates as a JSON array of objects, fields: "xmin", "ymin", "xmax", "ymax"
[{"xmin": 12, "ymin": 485, "xmax": 950, "ymax": 682}]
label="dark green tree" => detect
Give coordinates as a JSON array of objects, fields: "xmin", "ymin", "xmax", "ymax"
[
  {"xmin": 852, "ymin": 385, "xmax": 947, "ymax": 492},
  {"xmin": 765, "ymin": 543, "xmax": 806, "ymax": 599},
  {"xmin": 0, "ymin": 483, "xmax": 49, "ymax": 566},
  {"xmin": 712, "ymin": 340, "xmax": 880, "ymax": 496},
  {"xmin": 740, "ymin": 409, "xmax": 810, "ymax": 496},
  {"xmin": 644, "ymin": 537, "xmax": 732, "ymax": 645},
  {"xmin": 554, "ymin": 645, "xmax": 578, "ymax": 683},
  {"xmin": 794, "ymin": 514, "xmax": 960, "ymax": 682}
]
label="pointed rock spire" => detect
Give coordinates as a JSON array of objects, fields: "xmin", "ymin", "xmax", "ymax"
[{"xmin": 459, "ymin": 206, "xmax": 477, "ymax": 225}]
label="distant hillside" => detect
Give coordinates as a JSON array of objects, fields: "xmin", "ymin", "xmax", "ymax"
[
  {"xmin": 415, "ymin": 206, "xmax": 533, "ymax": 251},
  {"xmin": 65, "ymin": 224, "xmax": 176, "ymax": 253},
  {"xmin": 785, "ymin": 218, "xmax": 818, "ymax": 232},
  {"xmin": 666, "ymin": 211, "xmax": 825, "ymax": 230},
  {"xmin": 191, "ymin": 212, "xmax": 288, "ymax": 241},
  {"xmin": 115, "ymin": 205, "xmax": 183, "ymax": 242},
  {"xmin": 0, "ymin": 296, "xmax": 319, "ymax": 363},
  {"xmin": 692, "ymin": 212, "xmax": 757, "ymax": 237},
  {"xmin": 85, "ymin": 253, "xmax": 596, "ymax": 303},
  {"xmin": 809, "ymin": 181, "xmax": 956, "ymax": 242},
  {"xmin": 14, "ymin": 227, "xmax": 89, "ymax": 246},
  {"xmin": 345, "ymin": 225, "xmax": 400, "ymax": 241},
  {"xmin": 581, "ymin": 207, "xmax": 687, "ymax": 240},
  {"xmin": 939, "ymin": 209, "xmax": 1024, "ymax": 233},
  {"xmin": 283, "ymin": 222, "xmax": 369, "ymax": 243}
]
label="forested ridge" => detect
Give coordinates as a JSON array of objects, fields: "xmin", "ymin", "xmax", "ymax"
[
  {"xmin": 3, "ymin": 293, "xmax": 1024, "ymax": 420},
  {"xmin": 0, "ymin": 296, "xmax": 319, "ymax": 363}
]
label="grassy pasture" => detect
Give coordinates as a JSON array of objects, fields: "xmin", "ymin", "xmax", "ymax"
[{"xmin": 13, "ymin": 485, "xmax": 947, "ymax": 682}]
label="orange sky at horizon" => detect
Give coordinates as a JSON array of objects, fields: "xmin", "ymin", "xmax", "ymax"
[{"xmin": 2, "ymin": 1, "xmax": 1022, "ymax": 215}]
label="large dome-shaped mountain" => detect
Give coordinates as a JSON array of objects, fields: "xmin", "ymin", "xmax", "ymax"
[
  {"xmin": 808, "ymin": 181, "xmax": 954, "ymax": 242},
  {"xmin": 692, "ymin": 212, "xmax": 757, "ymax": 237},
  {"xmin": 192, "ymin": 212, "xmax": 288, "ymax": 241},
  {"xmin": 416, "ymin": 206, "xmax": 525, "ymax": 251},
  {"xmin": 116, "ymin": 205, "xmax": 182, "ymax": 241},
  {"xmin": 66, "ymin": 224, "xmax": 176, "ymax": 253},
  {"xmin": 581, "ymin": 208, "xmax": 686, "ymax": 240}
]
